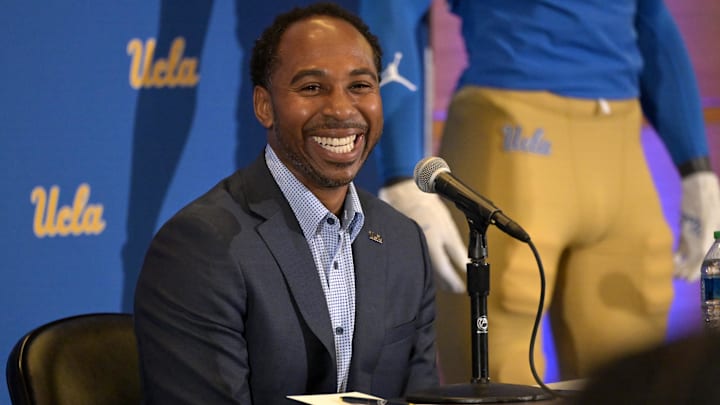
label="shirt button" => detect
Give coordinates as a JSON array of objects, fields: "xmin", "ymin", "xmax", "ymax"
[
  {"xmin": 333, "ymin": 262, "xmax": 338, "ymax": 270},
  {"xmin": 326, "ymin": 217, "xmax": 335, "ymax": 225},
  {"xmin": 335, "ymin": 327, "xmax": 344, "ymax": 335}
]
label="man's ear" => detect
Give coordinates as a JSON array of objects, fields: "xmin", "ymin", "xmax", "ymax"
[{"xmin": 253, "ymin": 86, "xmax": 273, "ymax": 129}]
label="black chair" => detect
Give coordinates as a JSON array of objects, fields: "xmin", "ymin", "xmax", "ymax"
[{"xmin": 6, "ymin": 313, "xmax": 141, "ymax": 405}]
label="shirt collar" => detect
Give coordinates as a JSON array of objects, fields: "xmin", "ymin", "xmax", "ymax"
[{"xmin": 265, "ymin": 145, "xmax": 365, "ymax": 242}]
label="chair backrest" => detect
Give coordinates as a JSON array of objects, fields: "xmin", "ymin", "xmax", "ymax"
[{"xmin": 6, "ymin": 313, "xmax": 141, "ymax": 405}]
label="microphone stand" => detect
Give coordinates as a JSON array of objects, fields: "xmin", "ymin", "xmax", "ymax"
[{"xmin": 406, "ymin": 221, "xmax": 552, "ymax": 403}]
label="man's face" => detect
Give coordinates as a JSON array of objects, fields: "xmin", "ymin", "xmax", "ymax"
[{"xmin": 254, "ymin": 16, "xmax": 383, "ymax": 191}]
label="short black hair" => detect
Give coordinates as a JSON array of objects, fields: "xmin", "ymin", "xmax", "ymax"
[{"xmin": 250, "ymin": 2, "xmax": 383, "ymax": 89}]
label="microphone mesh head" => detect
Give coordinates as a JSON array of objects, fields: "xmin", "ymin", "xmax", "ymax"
[{"xmin": 413, "ymin": 156, "xmax": 450, "ymax": 193}]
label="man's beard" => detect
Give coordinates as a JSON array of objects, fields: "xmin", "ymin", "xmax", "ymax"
[{"xmin": 271, "ymin": 124, "xmax": 357, "ymax": 188}]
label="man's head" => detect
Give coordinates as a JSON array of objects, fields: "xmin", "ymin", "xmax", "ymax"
[
  {"xmin": 250, "ymin": 3, "xmax": 382, "ymax": 90},
  {"xmin": 251, "ymin": 3, "xmax": 384, "ymax": 194}
]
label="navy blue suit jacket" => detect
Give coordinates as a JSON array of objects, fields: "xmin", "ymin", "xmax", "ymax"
[{"xmin": 134, "ymin": 155, "xmax": 438, "ymax": 404}]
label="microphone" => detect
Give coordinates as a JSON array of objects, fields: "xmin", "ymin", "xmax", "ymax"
[{"xmin": 413, "ymin": 157, "xmax": 530, "ymax": 242}]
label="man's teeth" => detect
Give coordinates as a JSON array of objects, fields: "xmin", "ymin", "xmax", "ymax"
[{"xmin": 312, "ymin": 135, "xmax": 357, "ymax": 153}]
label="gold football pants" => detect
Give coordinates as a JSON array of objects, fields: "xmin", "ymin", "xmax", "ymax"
[{"xmin": 436, "ymin": 87, "xmax": 674, "ymax": 384}]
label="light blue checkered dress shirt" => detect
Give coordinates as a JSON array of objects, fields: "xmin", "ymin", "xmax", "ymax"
[{"xmin": 265, "ymin": 146, "xmax": 364, "ymax": 392}]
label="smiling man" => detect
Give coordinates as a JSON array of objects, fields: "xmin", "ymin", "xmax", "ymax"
[
  {"xmin": 252, "ymin": 5, "xmax": 383, "ymax": 214},
  {"xmin": 133, "ymin": 3, "xmax": 438, "ymax": 404}
]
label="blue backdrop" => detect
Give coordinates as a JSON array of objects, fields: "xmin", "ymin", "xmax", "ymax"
[{"xmin": 0, "ymin": 1, "xmax": 700, "ymax": 404}]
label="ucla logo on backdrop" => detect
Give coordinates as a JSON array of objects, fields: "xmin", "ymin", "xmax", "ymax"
[
  {"xmin": 127, "ymin": 37, "xmax": 200, "ymax": 89},
  {"xmin": 30, "ymin": 183, "xmax": 106, "ymax": 238}
]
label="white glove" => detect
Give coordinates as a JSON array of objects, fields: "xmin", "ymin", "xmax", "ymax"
[
  {"xmin": 674, "ymin": 171, "xmax": 720, "ymax": 281},
  {"xmin": 379, "ymin": 179, "xmax": 468, "ymax": 293}
]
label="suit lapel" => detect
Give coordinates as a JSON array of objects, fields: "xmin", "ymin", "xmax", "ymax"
[
  {"xmin": 258, "ymin": 217, "xmax": 336, "ymax": 356},
  {"xmin": 235, "ymin": 156, "xmax": 336, "ymax": 362},
  {"xmin": 348, "ymin": 198, "xmax": 387, "ymax": 389}
]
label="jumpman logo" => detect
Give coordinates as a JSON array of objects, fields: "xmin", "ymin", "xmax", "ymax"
[{"xmin": 380, "ymin": 52, "xmax": 417, "ymax": 91}]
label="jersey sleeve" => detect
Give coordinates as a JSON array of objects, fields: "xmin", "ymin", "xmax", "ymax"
[
  {"xmin": 636, "ymin": 0, "xmax": 709, "ymax": 167},
  {"xmin": 359, "ymin": 0, "xmax": 433, "ymax": 183}
]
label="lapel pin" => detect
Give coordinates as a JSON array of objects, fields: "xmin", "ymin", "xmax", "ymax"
[{"xmin": 368, "ymin": 230, "xmax": 383, "ymax": 244}]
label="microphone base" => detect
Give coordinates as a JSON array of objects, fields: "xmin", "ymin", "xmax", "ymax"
[{"xmin": 406, "ymin": 381, "xmax": 553, "ymax": 403}]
